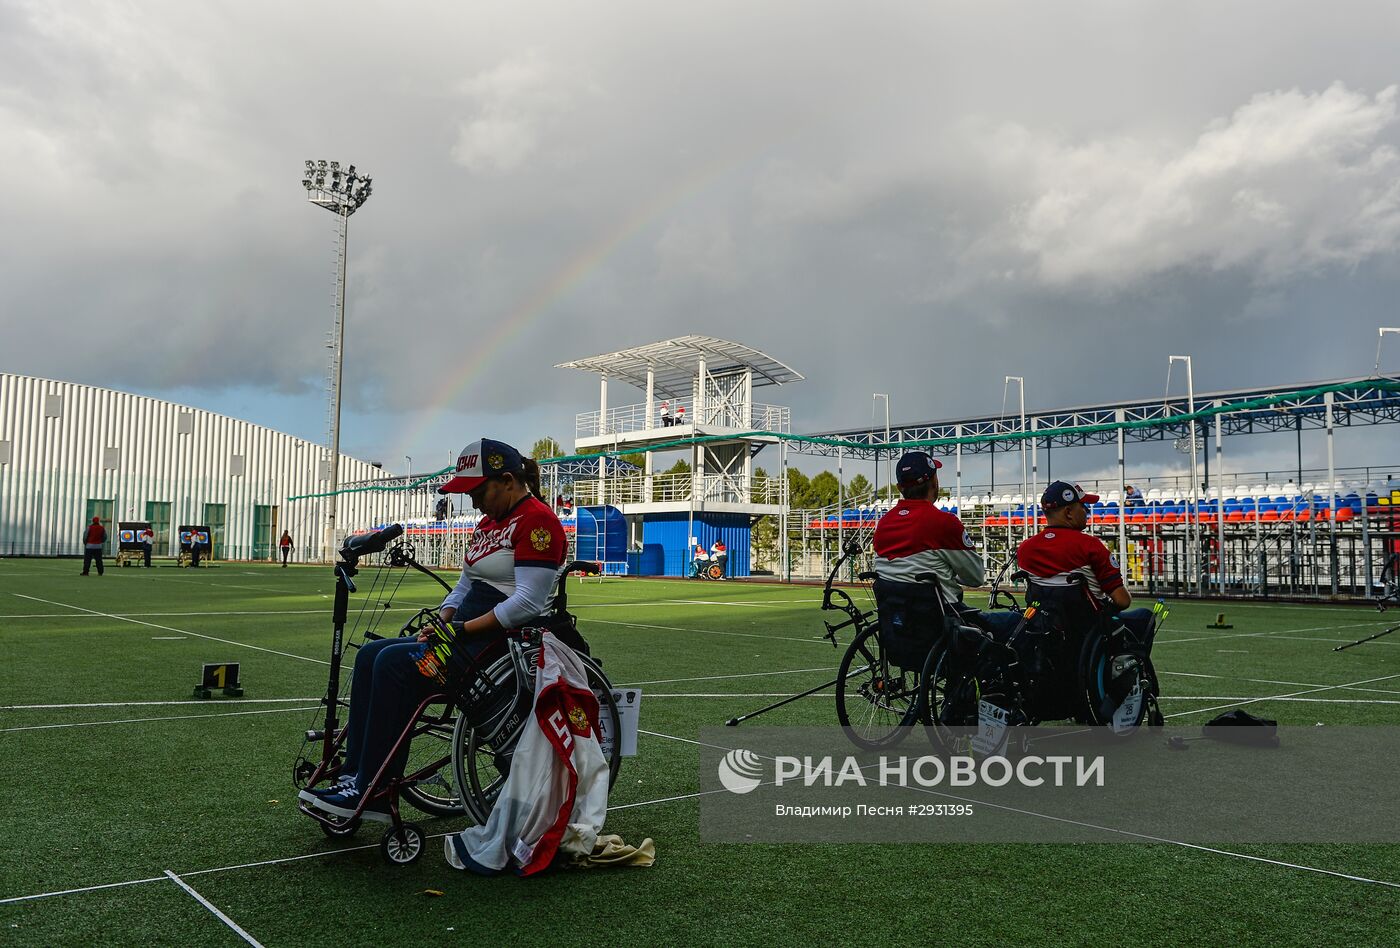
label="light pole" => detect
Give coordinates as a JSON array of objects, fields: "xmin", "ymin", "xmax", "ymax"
[
  {"xmin": 1168, "ymin": 355, "xmax": 1198, "ymax": 594},
  {"xmin": 1376, "ymin": 327, "xmax": 1400, "ymax": 375},
  {"xmin": 1004, "ymin": 376, "xmax": 1028, "ymax": 542},
  {"xmin": 302, "ymin": 159, "xmax": 373, "ymax": 562},
  {"xmin": 872, "ymin": 393, "xmax": 890, "ymax": 502}
]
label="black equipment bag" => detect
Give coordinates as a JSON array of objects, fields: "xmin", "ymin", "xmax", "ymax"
[{"xmin": 874, "ymin": 578, "xmax": 953, "ymax": 669}]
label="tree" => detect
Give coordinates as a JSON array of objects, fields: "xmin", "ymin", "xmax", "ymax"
[
  {"xmin": 663, "ymin": 458, "xmax": 691, "ymax": 475},
  {"xmin": 807, "ymin": 471, "xmax": 841, "ymax": 509},
  {"xmin": 786, "ymin": 467, "xmax": 811, "ymax": 507},
  {"xmin": 579, "ymin": 445, "xmax": 646, "ymax": 470},
  {"xmin": 846, "ymin": 473, "xmax": 872, "ymax": 501},
  {"xmin": 530, "ymin": 437, "xmax": 563, "ymax": 460}
]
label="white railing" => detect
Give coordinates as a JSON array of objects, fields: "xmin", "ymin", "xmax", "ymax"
[
  {"xmin": 575, "ymin": 402, "xmax": 791, "ymax": 438},
  {"xmin": 571, "ymin": 471, "xmax": 788, "ymax": 506}
]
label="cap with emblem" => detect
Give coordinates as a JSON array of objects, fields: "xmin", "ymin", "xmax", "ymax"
[
  {"xmin": 1041, "ymin": 480, "xmax": 1099, "ymax": 510},
  {"xmin": 438, "ymin": 438, "xmax": 524, "ymax": 494},
  {"xmin": 895, "ymin": 452, "xmax": 942, "ymax": 485}
]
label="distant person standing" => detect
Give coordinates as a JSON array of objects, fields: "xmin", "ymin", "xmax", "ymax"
[
  {"xmin": 140, "ymin": 526, "xmax": 154, "ymax": 568},
  {"xmin": 710, "ymin": 539, "xmax": 727, "ymax": 577},
  {"xmin": 279, "ymin": 530, "xmax": 293, "ymax": 567},
  {"xmin": 659, "ymin": 400, "xmax": 673, "ymax": 427},
  {"xmin": 81, "ymin": 517, "xmax": 106, "ymax": 576},
  {"xmin": 190, "ymin": 531, "xmax": 203, "ymax": 568}
]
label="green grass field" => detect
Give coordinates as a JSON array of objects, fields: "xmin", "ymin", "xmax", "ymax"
[{"xmin": 3, "ymin": 557, "xmax": 1400, "ymax": 946}]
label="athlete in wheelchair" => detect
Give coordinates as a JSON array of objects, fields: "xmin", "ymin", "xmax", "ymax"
[
  {"xmin": 294, "ymin": 439, "xmax": 621, "ymax": 864},
  {"xmin": 917, "ymin": 481, "xmax": 1164, "ymax": 748}
]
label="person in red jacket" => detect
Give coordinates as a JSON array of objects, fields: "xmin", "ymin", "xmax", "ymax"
[
  {"xmin": 873, "ymin": 452, "xmax": 984, "ymax": 606},
  {"xmin": 1017, "ymin": 481, "xmax": 1129, "ymax": 608},
  {"xmin": 81, "ymin": 517, "xmax": 107, "ymax": 575},
  {"xmin": 303, "ymin": 438, "xmax": 566, "ymax": 822}
]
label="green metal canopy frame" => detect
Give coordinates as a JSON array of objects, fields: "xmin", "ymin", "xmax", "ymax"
[{"xmin": 290, "ymin": 379, "xmax": 1400, "ymax": 501}]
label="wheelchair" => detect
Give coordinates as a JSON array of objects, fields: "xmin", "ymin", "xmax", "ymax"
[
  {"xmin": 691, "ymin": 558, "xmax": 725, "ymax": 580},
  {"xmin": 293, "ymin": 525, "xmax": 622, "ymax": 865},
  {"xmin": 916, "ymin": 569, "xmax": 1164, "ymax": 754},
  {"xmin": 822, "ymin": 542, "xmax": 922, "ymax": 751}
]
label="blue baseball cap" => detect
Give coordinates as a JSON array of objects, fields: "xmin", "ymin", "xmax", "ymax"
[
  {"xmin": 1041, "ymin": 480, "xmax": 1099, "ymax": 510},
  {"xmin": 896, "ymin": 452, "xmax": 942, "ymax": 485},
  {"xmin": 438, "ymin": 438, "xmax": 524, "ymax": 494}
]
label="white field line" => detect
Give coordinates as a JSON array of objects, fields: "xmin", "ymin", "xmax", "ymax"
[
  {"xmin": 619, "ymin": 666, "xmax": 836, "ymax": 686},
  {"xmin": 3, "ymin": 698, "xmax": 320, "ymax": 710},
  {"xmin": 3, "ymin": 720, "xmax": 1397, "ymax": 909},
  {"xmin": 582, "ymin": 616, "xmax": 830, "ymax": 646},
  {"xmin": 1156, "ymin": 620, "xmax": 1376, "ymax": 646},
  {"xmin": 2, "ymin": 706, "xmax": 317, "ymax": 733},
  {"xmin": 163, "ymin": 871, "xmax": 265, "ymax": 948},
  {"xmin": 1159, "ymin": 669, "xmax": 1400, "ymax": 697},
  {"xmin": 1270, "ymin": 634, "xmax": 1400, "ymax": 648},
  {"xmin": 0, "ymin": 609, "xmax": 421, "ymax": 619},
  {"xmin": 637, "ymin": 693, "xmax": 1400, "ymax": 704},
  {"xmin": 11, "ymin": 594, "xmax": 328, "ymax": 665},
  {"xmin": 1164, "ymin": 671, "xmax": 1400, "ymax": 720},
  {"xmin": 638, "ymin": 729, "xmax": 1400, "ymax": 890}
]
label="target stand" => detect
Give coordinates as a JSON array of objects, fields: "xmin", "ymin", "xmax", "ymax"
[{"xmin": 193, "ymin": 662, "xmax": 243, "ymax": 698}]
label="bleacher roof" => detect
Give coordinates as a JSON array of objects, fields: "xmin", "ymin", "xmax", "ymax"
[
  {"xmin": 555, "ymin": 335, "xmax": 804, "ymax": 398},
  {"xmin": 806, "ymin": 375, "xmax": 1400, "ymax": 458}
]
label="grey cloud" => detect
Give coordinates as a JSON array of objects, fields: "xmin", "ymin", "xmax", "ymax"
[{"xmin": 4, "ymin": 1, "xmax": 1400, "ymax": 466}]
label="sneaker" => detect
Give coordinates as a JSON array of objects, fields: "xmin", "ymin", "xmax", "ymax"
[
  {"xmin": 309, "ymin": 784, "xmax": 392, "ymax": 823},
  {"xmin": 297, "ymin": 772, "xmax": 356, "ymax": 804}
]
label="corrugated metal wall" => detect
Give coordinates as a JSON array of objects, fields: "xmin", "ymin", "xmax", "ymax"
[
  {"xmin": 0, "ymin": 373, "xmax": 395, "ymax": 560},
  {"xmin": 641, "ymin": 512, "xmax": 751, "ymax": 577}
]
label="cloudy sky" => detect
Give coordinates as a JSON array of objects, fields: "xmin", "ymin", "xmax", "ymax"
[{"xmin": 4, "ymin": 1, "xmax": 1399, "ymax": 485}]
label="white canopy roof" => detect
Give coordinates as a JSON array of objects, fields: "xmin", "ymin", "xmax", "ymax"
[{"xmin": 555, "ymin": 335, "xmax": 803, "ymax": 399}]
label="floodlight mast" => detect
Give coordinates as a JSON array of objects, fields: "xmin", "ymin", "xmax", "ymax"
[
  {"xmin": 302, "ymin": 159, "xmax": 373, "ymax": 562},
  {"xmin": 1167, "ymin": 355, "xmax": 1198, "ymax": 594}
]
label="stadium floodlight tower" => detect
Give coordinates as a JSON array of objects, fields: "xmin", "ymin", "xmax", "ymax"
[
  {"xmin": 1167, "ymin": 355, "xmax": 1199, "ymax": 593},
  {"xmin": 301, "ymin": 159, "xmax": 373, "ymax": 561}
]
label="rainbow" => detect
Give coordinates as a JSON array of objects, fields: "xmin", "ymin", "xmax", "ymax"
[{"xmin": 392, "ymin": 155, "xmax": 758, "ymax": 459}]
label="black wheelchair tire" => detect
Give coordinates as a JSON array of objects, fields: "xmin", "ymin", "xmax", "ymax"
[
  {"xmin": 1079, "ymin": 631, "xmax": 1159, "ymax": 732},
  {"xmin": 452, "ymin": 648, "xmax": 622, "ymax": 825},
  {"xmin": 835, "ymin": 626, "xmax": 922, "ymax": 751}
]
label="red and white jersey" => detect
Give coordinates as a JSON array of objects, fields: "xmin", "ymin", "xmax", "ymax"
[
  {"xmin": 1016, "ymin": 527, "xmax": 1124, "ymax": 598},
  {"xmin": 873, "ymin": 499, "xmax": 984, "ymax": 603},
  {"xmin": 462, "ymin": 495, "xmax": 567, "ymax": 595},
  {"xmin": 456, "ymin": 631, "xmax": 610, "ymax": 875}
]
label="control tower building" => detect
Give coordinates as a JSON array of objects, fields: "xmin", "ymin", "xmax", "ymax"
[{"xmin": 556, "ymin": 336, "xmax": 803, "ymax": 577}]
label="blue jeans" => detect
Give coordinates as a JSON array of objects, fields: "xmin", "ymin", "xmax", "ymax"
[{"xmin": 342, "ymin": 632, "xmax": 495, "ymax": 789}]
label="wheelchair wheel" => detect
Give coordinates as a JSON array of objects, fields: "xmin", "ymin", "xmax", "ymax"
[
  {"xmin": 318, "ymin": 814, "xmax": 361, "ymax": 839},
  {"xmin": 706, "ymin": 563, "xmax": 723, "ymax": 580},
  {"xmin": 835, "ymin": 627, "xmax": 921, "ymax": 750},
  {"xmin": 1079, "ymin": 632, "xmax": 1159, "ymax": 733},
  {"xmin": 452, "ymin": 647, "xmax": 622, "ymax": 825},
  {"xmin": 918, "ymin": 641, "xmax": 980, "ymax": 752},
  {"xmin": 380, "ymin": 822, "xmax": 425, "ymax": 865},
  {"xmin": 398, "ymin": 700, "xmax": 465, "ymax": 817}
]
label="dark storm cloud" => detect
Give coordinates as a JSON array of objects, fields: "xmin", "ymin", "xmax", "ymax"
[{"xmin": 3, "ymin": 0, "xmax": 1400, "ymax": 461}]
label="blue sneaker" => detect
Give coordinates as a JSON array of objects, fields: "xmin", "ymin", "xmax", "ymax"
[
  {"xmin": 309, "ymin": 783, "xmax": 392, "ymax": 823},
  {"xmin": 296, "ymin": 773, "xmax": 356, "ymax": 806}
]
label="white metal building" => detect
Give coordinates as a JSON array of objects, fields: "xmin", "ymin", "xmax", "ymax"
[{"xmin": 0, "ymin": 372, "xmax": 394, "ymax": 561}]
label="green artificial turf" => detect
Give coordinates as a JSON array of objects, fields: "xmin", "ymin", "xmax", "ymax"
[{"xmin": 2, "ymin": 557, "xmax": 1399, "ymax": 946}]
